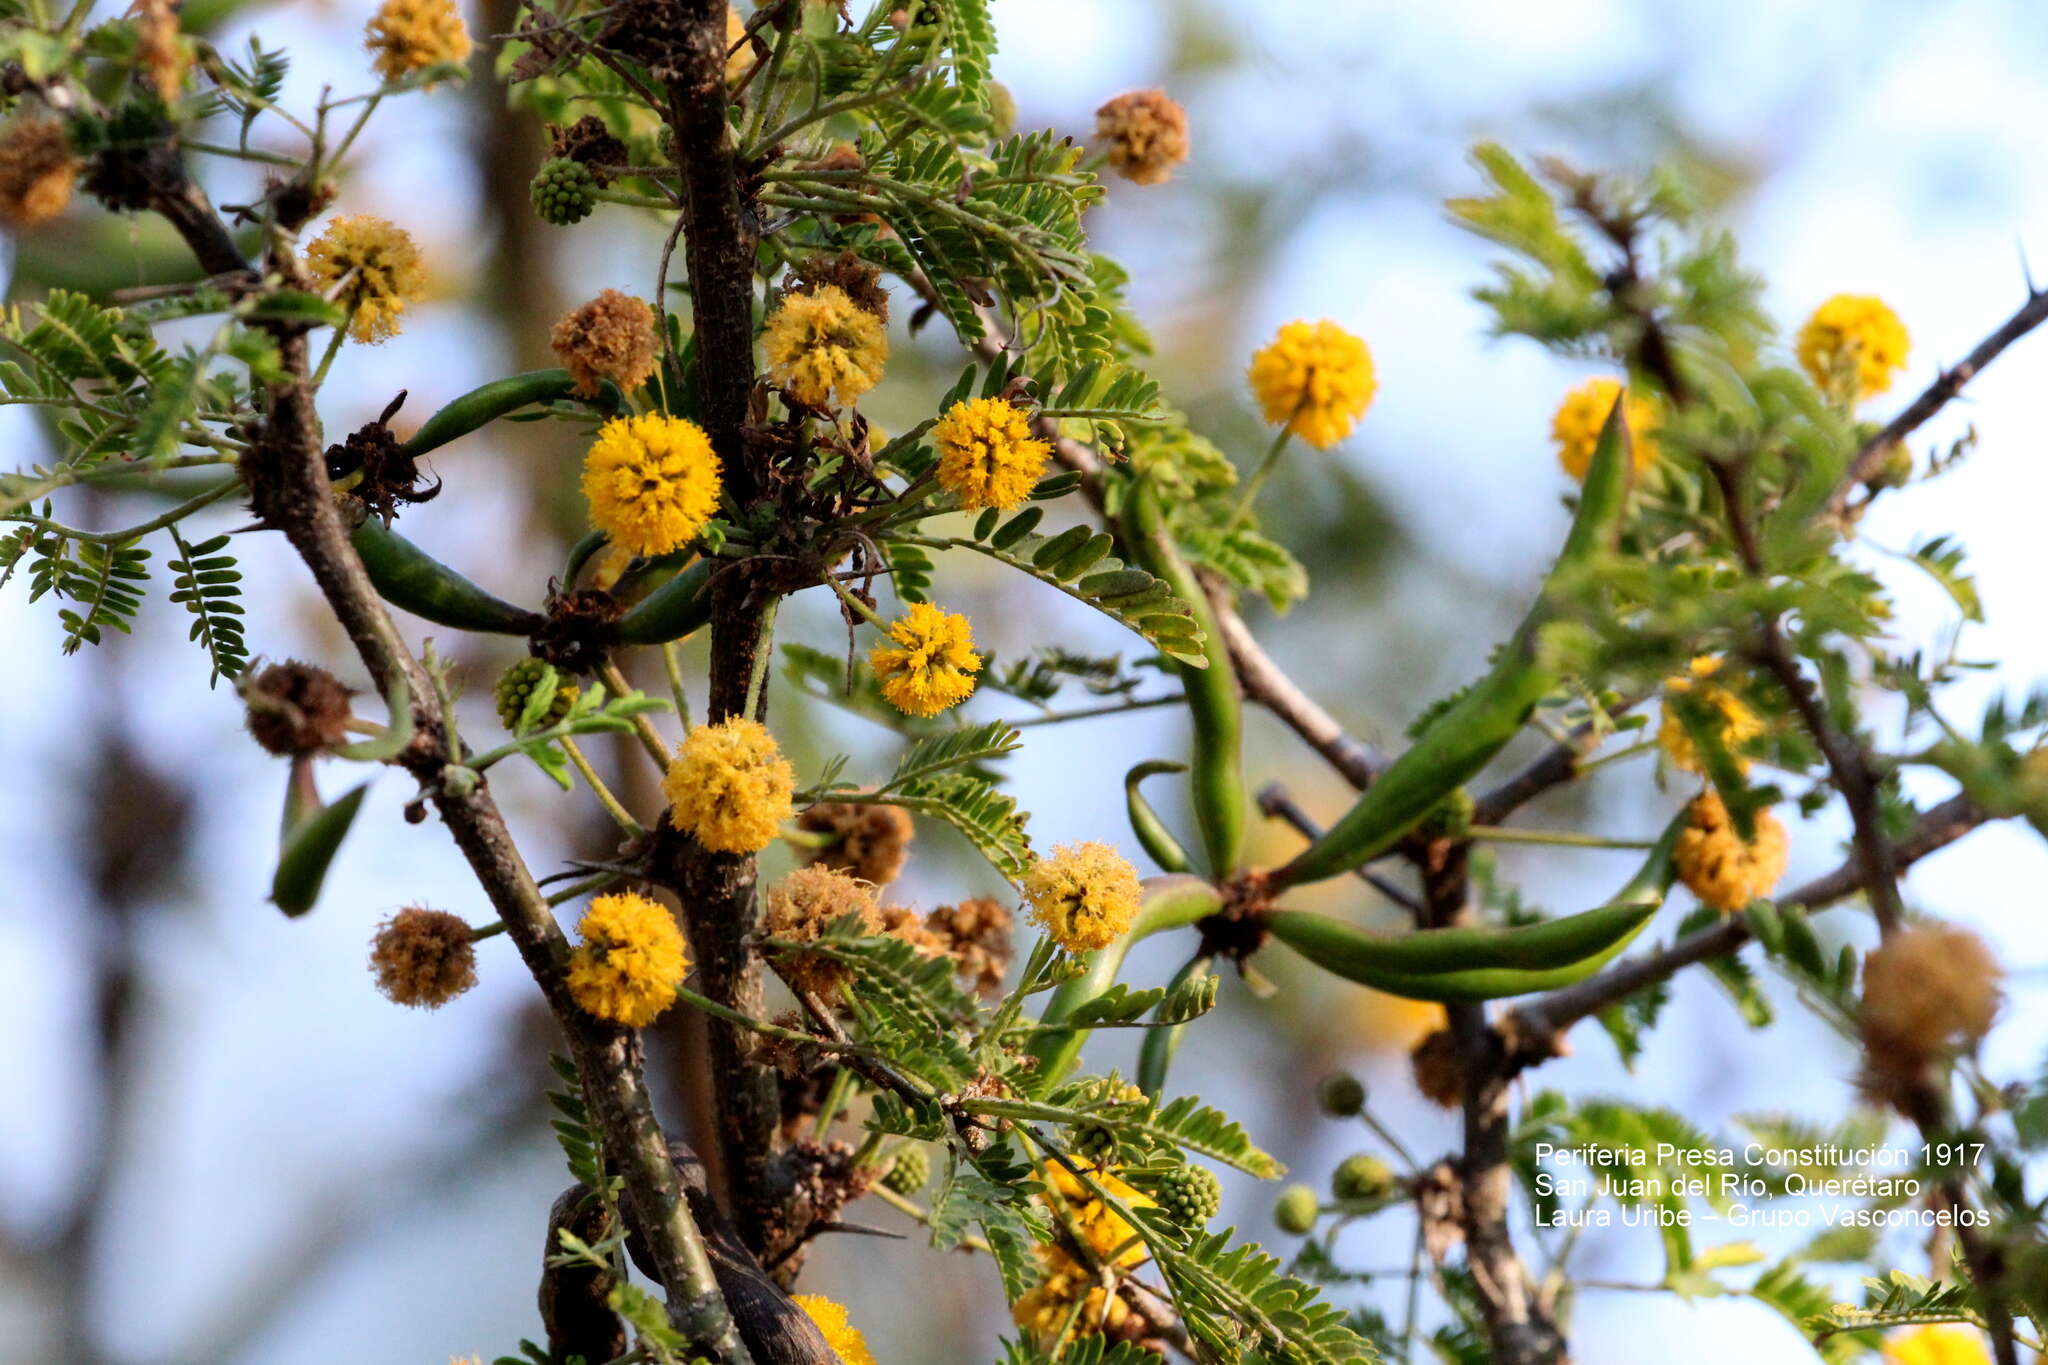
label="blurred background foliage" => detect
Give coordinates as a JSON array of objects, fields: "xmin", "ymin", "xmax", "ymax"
[{"xmin": 8, "ymin": 1, "xmax": 2048, "ymax": 1362}]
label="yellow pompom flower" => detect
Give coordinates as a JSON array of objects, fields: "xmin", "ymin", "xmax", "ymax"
[
  {"xmin": 932, "ymin": 396, "xmax": 1052, "ymax": 511},
  {"xmin": 580, "ymin": 413, "xmax": 722, "ymax": 558},
  {"xmin": 663, "ymin": 716, "xmax": 796, "ymax": 854},
  {"xmin": 1882, "ymin": 1324, "xmax": 1992, "ymax": 1365},
  {"xmin": 1656, "ymin": 656, "xmax": 1764, "ymax": 774},
  {"xmin": 567, "ymin": 891, "xmax": 689, "ymax": 1027},
  {"xmin": 305, "ymin": 215, "xmax": 428, "ymax": 344},
  {"xmin": 724, "ymin": 5, "xmax": 755, "ymax": 84},
  {"xmin": 365, "ymin": 0, "xmax": 473, "ymax": 82},
  {"xmin": 1013, "ymin": 1244, "xmax": 1131, "ymax": 1342},
  {"xmin": 1797, "ymin": 294, "xmax": 1909, "ymax": 401},
  {"xmin": 1247, "ymin": 319, "xmax": 1376, "ymax": 450},
  {"xmin": 1550, "ymin": 377, "xmax": 1660, "ymax": 480},
  {"xmin": 1045, "ymin": 1157, "xmax": 1154, "ymax": 1267},
  {"xmin": 1023, "ymin": 841, "xmax": 1143, "ymax": 954},
  {"xmin": 792, "ymin": 1295, "xmax": 876, "ymax": 1365},
  {"xmin": 870, "ymin": 602, "xmax": 982, "ymax": 717},
  {"xmin": 1673, "ymin": 789, "xmax": 1789, "ymax": 913},
  {"xmin": 763, "ymin": 284, "xmax": 888, "ymax": 409}
]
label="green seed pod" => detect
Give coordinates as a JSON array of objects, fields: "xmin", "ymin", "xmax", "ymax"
[
  {"xmin": 1272, "ymin": 400, "xmax": 1635, "ymax": 891},
  {"xmin": 1331, "ymin": 1153, "xmax": 1393, "ymax": 1203},
  {"xmin": 532, "ymin": 157, "xmax": 598, "ymax": 226},
  {"xmin": 495, "ymin": 657, "xmax": 578, "ymax": 732},
  {"xmin": 881, "ymin": 1144, "xmax": 929, "ymax": 1197},
  {"xmin": 1274, "ymin": 1183, "xmax": 1319, "ymax": 1236},
  {"xmin": 400, "ymin": 370, "xmax": 579, "ymax": 460},
  {"xmin": 1266, "ymin": 810, "xmax": 1687, "ymax": 1003},
  {"xmin": 1125, "ymin": 481, "xmax": 1244, "ymax": 879},
  {"xmin": 1150, "ymin": 1164, "xmax": 1221, "ymax": 1230},
  {"xmin": 352, "ymin": 519, "xmax": 545, "ymax": 635},
  {"xmin": 1317, "ymin": 1072, "xmax": 1367, "ymax": 1118},
  {"xmin": 614, "ymin": 558, "xmax": 715, "ymax": 645},
  {"xmin": 1124, "ymin": 760, "xmax": 1195, "ymax": 874}
]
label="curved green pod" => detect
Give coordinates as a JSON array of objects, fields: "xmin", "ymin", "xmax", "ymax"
[
  {"xmin": 1026, "ymin": 874, "xmax": 1222, "ymax": 1087},
  {"xmin": 1136, "ymin": 953, "xmax": 1213, "ymax": 1098},
  {"xmin": 1268, "ymin": 809, "xmax": 1683, "ymax": 1003},
  {"xmin": 1270, "ymin": 401, "xmax": 1635, "ymax": 891},
  {"xmin": 272, "ymin": 781, "xmax": 369, "ymax": 917},
  {"xmin": 352, "ymin": 519, "xmax": 545, "ymax": 634},
  {"xmin": 1125, "ymin": 481, "xmax": 1245, "ymax": 879},
  {"xmin": 399, "ymin": 369, "xmax": 580, "ymax": 459},
  {"xmin": 1125, "ymin": 760, "xmax": 1196, "ymax": 874},
  {"xmin": 614, "ymin": 558, "xmax": 715, "ymax": 645}
]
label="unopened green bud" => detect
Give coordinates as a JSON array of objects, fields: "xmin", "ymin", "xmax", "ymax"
[
  {"xmin": 1274, "ymin": 1183, "xmax": 1319, "ymax": 1235},
  {"xmin": 531, "ymin": 157, "xmax": 598, "ymax": 226},
  {"xmin": 1331, "ymin": 1153, "xmax": 1394, "ymax": 1203},
  {"xmin": 1317, "ymin": 1072, "xmax": 1367, "ymax": 1117}
]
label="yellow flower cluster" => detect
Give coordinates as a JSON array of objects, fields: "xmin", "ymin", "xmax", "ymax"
[
  {"xmin": 870, "ymin": 602, "xmax": 982, "ymax": 717},
  {"xmin": 365, "ymin": 0, "xmax": 473, "ymax": 82},
  {"xmin": 763, "ymin": 284, "xmax": 888, "ymax": 409},
  {"xmin": 1046, "ymin": 1158, "xmax": 1154, "ymax": 1268},
  {"xmin": 566, "ymin": 891, "xmax": 689, "ymax": 1027},
  {"xmin": 933, "ymin": 396, "xmax": 1052, "ymax": 511},
  {"xmin": 1094, "ymin": 88, "xmax": 1189, "ymax": 187},
  {"xmin": 305, "ymin": 215, "xmax": 428, "ymax": 344},
  {"xmin": 1012, "ymin": 1244, "xmax": 1131, "ymax": 1343},
  {"xmin": 580, "ymin": 412, "xmax": 722, "ymax": 558},
  {"xmin": 1656, "ymin": 657, "xmax": 1764, "ymax": 774},
  {"xmin": 1882, "ymin": 1324, "xmax": 1992, "ymax": 1365},
  {"xmin": 1672, "ymin": 789, "xmax": 1789, "ymax": 913},
  {"xmin": 551, "ymin": 290, "xmax": 660, "ymax": 398},
  {"xmin": 1248, "ymin": 319, "xmax": 1376, "ymax": 450},
  {"xmin": 793, "ymin": 1295, "xmax": 875, "ymax": 1365},
  {"xmin": 663, "ymin": 716, "xmax": 796, "ymax": 854},
  {"xmin": 1550, "ymin": 377, "xmax": 1660, "ymax": 480},
  {"xmin": 1023, "ymin": 841, "xmax": 1142, "ymax": 954},
  {"xmin": 724, "ymin": 5, "xmax": 755, "ymax": 84},
  {"xmin": 1797, "ymin": 293, "xmax": 1909, "ymax": 401}
]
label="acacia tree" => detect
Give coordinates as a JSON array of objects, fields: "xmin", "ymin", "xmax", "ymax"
[{"xmin": 5, "ymin": 2, "xmax": 2048, "ymax": 1363}]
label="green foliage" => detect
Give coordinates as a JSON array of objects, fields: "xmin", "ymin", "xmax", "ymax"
[{"xmin": 165, "ymin": 528, "xmax": 247, "ymax": 684}]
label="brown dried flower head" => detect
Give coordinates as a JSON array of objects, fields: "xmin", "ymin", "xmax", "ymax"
[
  {"xmin": 551, "ymin": 115, "xmax": 629, "ymax": 185},
  {"xmin": 879, "ymin": 904, "xmax": 948, "ymax": 958},
  {"xmin": 134, "ymin": 0, "xmax": 191, "ymax": 101},
  {"xmin": 1861, "ymin": 922, "xmax": 2003, "ymax": 1077},
  {"xmin": 242, "ymin": 659, "xmax": 355, "ymax": 756},
  {"xmin": 552, "ymin": 290, "xmax": 661, "ymax": 399},
  {"xmin": 1095, "ymin": 89, "xmax": 1189, "ymax": 187},
  {"xmin": 923, "ymin": 897, "xmax": 1014, "ymax": 997},
  {"xmin": 786, "ymin": 251, "xmax": 890, "ymax": 322},
  {"xmin": 795, "ymin": 800, "xmax": 914, "ymax": 886},
  {"xmin": 1410, "ymin": 1028, "xmax": 1464, "ymax": 1109},
  {"xmin": 764, "ymin": 865, "xmax": 881, "ymax": 997},
  {"xmin": 0, "ymin": 118, "xmax": 79, "ymax": 227},
  {"xmin": 370, "ymin": 907, "xmax": 479, "ymax": 1008}
]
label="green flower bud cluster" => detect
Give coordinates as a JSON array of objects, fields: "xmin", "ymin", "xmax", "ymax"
[
  {"xmin": 495, "ymin": 656, "xmax": 577, "ymax": 732},
  {"xmin": 531, "ymin": 157, "xmax": 597, "ymax": 226},
  {"xmin": 881, "ymin": 1144, "xmax": 930, "ymax": 1197},
  {"xmin": 1148, "ymin": 1164, "xmax": 1221, "ymax": 1230}
]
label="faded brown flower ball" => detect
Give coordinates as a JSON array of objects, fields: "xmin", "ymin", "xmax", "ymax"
[
  {"xmin": 551, "ymin": 290, "xmax": 661, "ymax": 398},
  {"xmin": 551, "ymin": 114, "xmax": 629, "ymax": 185},
  {"xmin": 0, "ymin": 118, "xmax": 79, "ymax": 227},
  {"xmin": 242, "ymin": 660, "xmax": 355, "ymax": 756},
  {"xmin": 924, "ymin": 896, "xmax": 1014, "ymax": 997},
  {"xmin": 1861, "ymin": 923, "xmax": 2003, "ymax": 1074},
  {"xmin": 879, "ymin": 904, "xmax": 948, "ymax": 958},
  {"xmin": 1095, "ymin": 89, "xmax": 1189, "ymax": 187},
  {"xmin": 796, "ymin": 800, "xmax": 914, "ymax": 886},
  {"xmin": 786, "ymin": 251, "xmax": 891, "ymax": 322},
  {"xmin": 370, "ymin": 907, "xmax": 479, "ymax": 1008},
  {"xmin": 1410, "ymin": 1028, "xmax": 1464, "ymax": 1109},
  {"xmin": 764, "ymin": 865, "xmax": 881, "ymax": 997}
]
